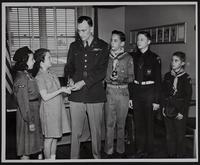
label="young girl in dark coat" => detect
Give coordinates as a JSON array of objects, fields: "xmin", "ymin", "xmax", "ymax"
[
  {"xmin": 13, "ymin": 46, "xmax": 43, "ymax": 159},
  {"xmin": 162, "ymin": 51, "xmax": 192, "ymax": 158}
]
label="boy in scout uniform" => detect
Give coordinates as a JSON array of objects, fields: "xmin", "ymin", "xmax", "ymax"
[
  {"xmin": 64, "ymin": 16, "xmax": 109, "ymax": 159},
  {"xmin": 129, "ymin": 31, "xmax": 161, "ymax": 158},
  {"xmin": 104, "ymin": 30, "xmax": 134, "ymax": 158},
  {"xmin": 162, "ymin": 51, "xmax": 192, "ymax": 158}
]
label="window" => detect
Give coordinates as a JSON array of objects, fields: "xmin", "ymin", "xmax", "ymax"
[{"xmin": 7, "ymin": 7, "xmax": 76, "ymax": 66}]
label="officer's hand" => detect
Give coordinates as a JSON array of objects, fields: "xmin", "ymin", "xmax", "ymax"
[
  {"xmin": 152, "ymin": 103, "xmax": 160, "ymax": 111},
  {"xmin": 71, "ymin": 80, "xmax": 86, "ymax": 91},
  {"xmin": 162, "ymin": 107, "xmax": 166, "ymax": 117},
  {"xmin": 61, "ymin": 87, "xmax": 71, "ymax": 94},
  {"xmin": 176, "ymin": 113, "xmax": 183, "ymax": 120},
  {"xmin": 110, "ymin": 75, "xmax": 118, "ymax": 81},
  {"xmin": 29, "ymin": 123, "xmax": 35, "ymax": 132},
  {"xmin": 68, "ymin": 78, "xmax": 74, "ymax": 87},
  {"xmin": 129, "ymin": 100, "xmax": 133, "ymax": 109}
]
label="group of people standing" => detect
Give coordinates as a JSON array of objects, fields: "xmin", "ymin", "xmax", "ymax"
[{"xmin": 12, "ymin": 16, "xmax": 192, "ymax": 160}]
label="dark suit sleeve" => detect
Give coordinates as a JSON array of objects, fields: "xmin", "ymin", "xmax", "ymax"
[
  {"xmin": 64, "ymin": 43, "xmax": 75, "ymax": 82},
  {"xmin": 184, "ymin": 75, "xmax": 193, "ymax": 105},
  {"xmin": 160, "ymin": 73, "xmax": 169, "ymax": 108},
  {"xmin": 128, "ymin": 53, "xmax": 135, "ymax": 100},
  {"xmin": 13, "ymin": 77, "xmax": 31, "ymax": 124},
  {"xmin": 154, "ymin": 55, "xmax": 162, "ymax": 104},
  {"xmin": 84, "ymin": 44, "xmax": 109, "ymax": 89},
  {"xmin": 128, "ymin": 82, "xmax": 134, "ymax": 100}
]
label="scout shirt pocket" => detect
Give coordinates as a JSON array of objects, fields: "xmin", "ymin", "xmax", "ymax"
[
  {"xmin": 145, "ymin": 65, "xmax": 153, "ymax": 78},
  {"xmin": 117, "ymin": 62, "xmax": 128, "ymax": 83}
]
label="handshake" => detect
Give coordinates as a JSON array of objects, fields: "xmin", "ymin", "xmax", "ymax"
[{"xmin": 60, "ymin": 78, "xmax": 86, "ymax": 94}]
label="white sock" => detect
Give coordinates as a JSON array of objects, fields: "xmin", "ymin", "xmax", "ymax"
[
  {"xmin": 38, "ymin": 153, "xmax": 43, "ymax": 160},
  {"xmin": 50, "ymin": 154, "xmax": 56, "ymax": 160}
]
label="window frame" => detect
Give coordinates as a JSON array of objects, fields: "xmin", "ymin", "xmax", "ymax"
[{"xmin": 7, "ymin": 6, "xmax": 77, "ymax": 67}]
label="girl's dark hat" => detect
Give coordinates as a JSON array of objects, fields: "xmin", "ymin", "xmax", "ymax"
[{"xmin": 13, "ymin": 46, "xmax": 33, "ymax": 62}]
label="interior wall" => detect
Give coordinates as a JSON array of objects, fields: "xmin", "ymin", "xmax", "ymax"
[
  {"xmin": 125, "ymin": 5, "xmax": 196, "ymax": 100},
  {"xmin": 98, "ymin": 6, "xmax": 125, "ymax": 43}
]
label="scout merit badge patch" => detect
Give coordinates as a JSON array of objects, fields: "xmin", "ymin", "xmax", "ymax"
[{"xmin": 147, "ymin": 69, "xmax": 152, "ymax": 75}]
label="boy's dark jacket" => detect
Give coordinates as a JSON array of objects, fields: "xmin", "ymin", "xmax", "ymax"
[{"xmin": 161, "ymin": 71, "xmax": 192, "ymax": 115}]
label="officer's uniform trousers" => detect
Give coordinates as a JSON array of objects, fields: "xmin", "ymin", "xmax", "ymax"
[{"xmin": 70, "ymin": 101, "xmax": 104, "ymax": 159}]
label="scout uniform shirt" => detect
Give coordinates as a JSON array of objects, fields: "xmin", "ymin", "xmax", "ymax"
[
  {"xmin": 105, "ymin": 51, "xmax": 134, "ymax": 85},
  {"xmin": 162, "ymin": 70, "xmax": 192, "ymax": 115},
  {"xmin": 129, "ymin": 49, "xmax": 162, "ymax": 103}
]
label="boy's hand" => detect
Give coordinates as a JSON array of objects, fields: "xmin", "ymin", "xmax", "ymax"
[
  {"xmin": 152, "ymin": 103, "xmax": 160, "ymax": 111},
  {"xmin": 29, "ymin": 123, "xmax": 35, "ymax": 132},
  {"xmin": 129, "ymin": 100, "xmax": 133, "ymax": 109},
  {"xmin": 162, "ymin": 107, "xmax": 166, "ymax": 117},
  {"xmin": 176, "ymin": 113, "xmax": 183, "ymax": 120},
  {"xmin": 110, "ymin": 75, "xmax": 118, "ymax": 81}
]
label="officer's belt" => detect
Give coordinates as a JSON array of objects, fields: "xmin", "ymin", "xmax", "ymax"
[
  {"xmin": 29, "ymin": 98, "xmax": 39, "ymax": 102},
  {"xmin": 107, "ymin": 84, "xmax": 128, "ymax": 89},
  {"xmin": 134, "ymin": 80, "xmax": 155, "ymax": 85}
]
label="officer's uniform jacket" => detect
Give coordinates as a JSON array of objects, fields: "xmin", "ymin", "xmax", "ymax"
[
  {"xmin": 129, "ymin": 49, "xmax": 162, "ymax": 103},
  {"xmin": 64, "ymin": 37, "xmax": 109, "ymax": 103}
]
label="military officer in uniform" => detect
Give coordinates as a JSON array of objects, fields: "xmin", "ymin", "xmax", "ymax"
[
  {"xmin": 129, "ymin": 31, "xmax": 162, "ymax": 158},
  {"xmin": 64, "ymin": 16, "xmax": 109, "ymax": 159}
]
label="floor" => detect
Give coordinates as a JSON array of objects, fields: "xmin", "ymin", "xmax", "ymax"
[{"xmin": 5, "ymin": 111, "xmax": 195, "ymax": 161}]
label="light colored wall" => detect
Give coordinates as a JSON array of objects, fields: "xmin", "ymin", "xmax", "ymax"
[{"xmin": 98, "ymin": 6, "xmax": 125, "ymax": 43}]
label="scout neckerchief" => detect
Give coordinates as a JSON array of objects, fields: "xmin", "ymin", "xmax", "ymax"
[
  {"xmin": 109, "ymin": 47, "xmax": 125, "ymax": 60},
  {"xmin": 110, "ymin": 48, "xmax": 126, "ymax": 72},
  {"xmin": 171, "ymin": 68, "xmax": 185, "ymax": 95}
]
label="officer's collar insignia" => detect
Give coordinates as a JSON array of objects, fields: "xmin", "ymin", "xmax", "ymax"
[{"xmin": 92, "ymin": 48, "xmax": 102, "ymax": 51}]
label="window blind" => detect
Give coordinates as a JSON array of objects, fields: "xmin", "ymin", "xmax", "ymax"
[{"xmin": 8, "ymin": 7, "xmax": 76, "ymax": 66}]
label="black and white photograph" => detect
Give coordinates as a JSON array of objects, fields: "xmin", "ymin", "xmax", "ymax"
[{"xmin": 1, "ymin": 1, "xmax": 198, "ymax": 163}]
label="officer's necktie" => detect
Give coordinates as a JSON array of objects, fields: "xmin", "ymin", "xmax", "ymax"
[{"xmin": 85, "ymin": 41, "xmax": 89, "ymax": 50}]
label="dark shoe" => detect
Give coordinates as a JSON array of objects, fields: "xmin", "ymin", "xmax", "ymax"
[
  {"xmin": 127, "ymin": 154, "xmax": 136, "ymax": 159},
  {"xmin": 103, "ymin": 153, "xmax": 114, "ymax": 159},
  {"xmin": 168, "ymin": 154, "xmax": 177, "ymax": 158},
  {"xmin": 115, "ymin": 152, "xmax": 127, "ymax": 158},
  {"xmin": 135, "ymin": 152, "xmax": 149, "ymax": 158}
]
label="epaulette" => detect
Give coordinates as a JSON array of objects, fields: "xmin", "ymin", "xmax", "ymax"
[{"xmin": 156, "ymin": 56, "xmax": 161, "ymax": 64}]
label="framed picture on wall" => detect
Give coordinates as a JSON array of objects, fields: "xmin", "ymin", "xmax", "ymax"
[
  {"xmin": 129, "ymin": 30, "xmax": 138, "ymax": 44},
  {"xmin": 129, "ymin": 31, "xmax": 133, "ymax": 44},
  {"xmin": 170, "ymin": 25, "xmax": 177, "ymax": 42},
  {"xmin": 164, "ymin": 26, "xmax": 170, "ymax": 43},
  {"xmin": 129, "ymin": 22, "xmax": 186, "ymax": 44},
  {"xmin": 177, "ymin": 23, "xmax": 186, "ymax": 42},
  {"xmin": 157, "ymin": 27, "xmax": 163, "ymax": 43},
  {"xmin": 151, "ymin": 28, "xmax": 157, "ymax": 43}
]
